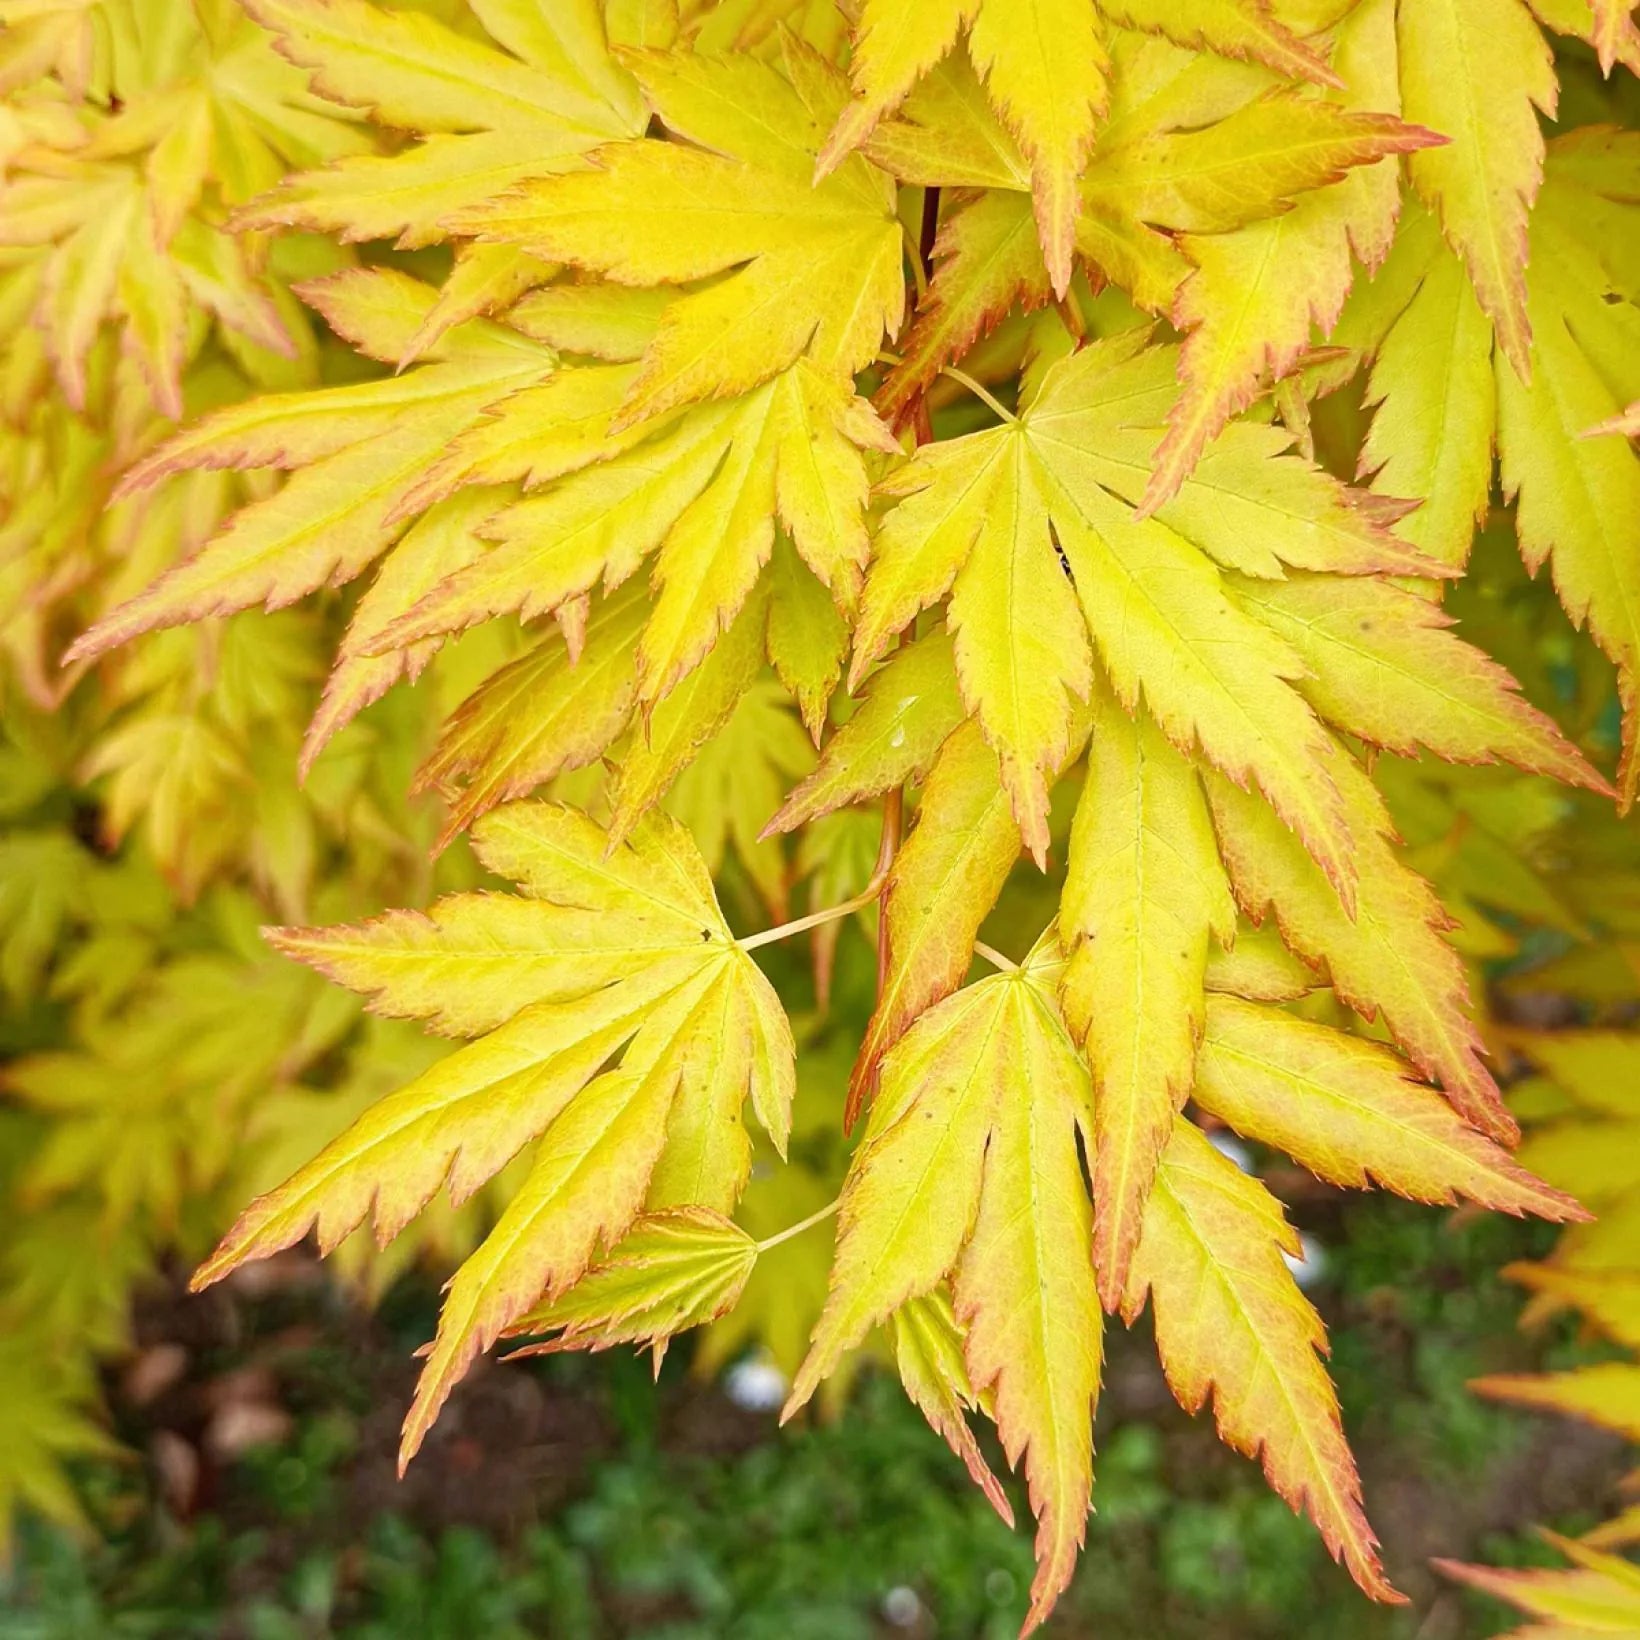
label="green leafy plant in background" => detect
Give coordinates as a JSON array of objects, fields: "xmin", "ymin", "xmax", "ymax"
[{"xmin": 1, "ymin": 1, "xmax": 1638, "ymax": 1632}]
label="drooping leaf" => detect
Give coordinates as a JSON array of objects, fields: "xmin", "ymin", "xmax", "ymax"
[
  {"xmin": 1345, "ymin": 132, "xmax": 1640, "ymax": 804},
  {"xmin": 1060, "ymin": 688, "xmax": 1235, "ymax": 1307},
  {"xmin": 1193, "ymin": 997, "xmax": 1585, "ymax": 1219},
  {"xmin": 1124, "ymin": 1118, "xmax": 1401, "ymax": 1604},
  {"xmin": 191, "ymin": 803, "xmax": 795, "ymax": 1466},
  {"xmin": 789, "ymin": 935, "xmax": 1101, "ymax": 1632},
  {"xmin": 889, "ymin": 1290, "xmax": 1015, "ymax": 1527},
  {"xmin": 1204, "ymin": 755, "xmax": 1515, "ymax": 1142},
  {"xmin": 856, "ymin": 330, "xmax": 1438, "ymax": 885}
]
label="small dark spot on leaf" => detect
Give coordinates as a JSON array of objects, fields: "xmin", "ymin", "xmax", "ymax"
[{"xmin": 1049, "ymin": 522, "xmax": 1074, "ymax": 585}]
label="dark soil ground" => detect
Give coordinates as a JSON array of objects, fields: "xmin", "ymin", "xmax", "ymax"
[{"xmin": 3, "ymin": 1185, "xmax": 1625, "ymax": 1640}]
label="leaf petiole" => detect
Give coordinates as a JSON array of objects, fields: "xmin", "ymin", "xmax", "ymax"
[
  {"xmin": 939, "ymin": 365, "xmax": 1016, "ymax": 424},
  {"xmin": 737, "ymin": 872, "xmax": 889, "ymax": 952},
  {"xmin": 973, "ymin": 940, "xmax": 1018, "ymax": 973},
  {"xmin": 754, "ymin": 1198, "xmax": 840, "ymax": 1255}
]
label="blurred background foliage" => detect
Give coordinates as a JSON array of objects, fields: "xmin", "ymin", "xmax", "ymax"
[{"xmin": 2, "ymin": 1, "xmax": 1639, "ymax": 1634}]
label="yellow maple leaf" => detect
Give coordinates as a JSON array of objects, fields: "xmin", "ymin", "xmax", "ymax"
[
  {"xmin": 786, "ymin": 933, "xmax": 1101, "ymax": 1634},
  {"xmin": 191, "ymin": 802, "xmax": 794, "ymax": 1469},
  {"xmin": 1124, "ymin": 1117, "xmax": 1402, "ymax": 1605},
  {"xmin": 854, "ymin": 329, "xmax": 1440, "ymax": 878}
]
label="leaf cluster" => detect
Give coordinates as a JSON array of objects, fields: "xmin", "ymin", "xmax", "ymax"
[{"xmin": 2, "ymin": 0, "xmax": 1639, "ymax": 1624}]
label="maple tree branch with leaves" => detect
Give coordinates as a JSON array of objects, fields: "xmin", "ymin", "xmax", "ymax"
[{"xmin": 3, "ymin": 0, "xmax": 1639, "ymax": 1629}]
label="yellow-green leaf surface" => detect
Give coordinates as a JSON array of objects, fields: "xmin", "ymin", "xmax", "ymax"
[
  {"xmin": 414, "ymin": 582, "xmax": 646, "ymax": 846},
  {"xmin": 819, "ymin": 0, "xmax": 1109, "ymax": 297},
  {"xmin": 1205, "ymin": 756, "xmax": 1514, "ymax": 1143},
  {"xmin": 1499, "ymin": 131, "xmax": 1640, "ymax": 806},
  {"xmin": 502, "ymin": 1208, "xmax": 757, "ymax": 1357},
  {"xmin": 236, "ymin": 0, "xmax": 642, "ymax": 260},
  {"xmin": 1346, "ymin": 133, "xmax": 1640, "ymax": 803},
  {"xmin": 1397, "ymin": 0, "xmax": 1557, "ymax": 377},
  {"xmin": 1438, "ymin": 1532, "xmax": 1640, "ymax": 1632},
  {"xmin": 766, "ymin": 631, "xmax": 965, "ymax": 836},
  {"xmin": 1102, "ymin": 0, "xmax": 1340, "ymax": 84},
  {"xmin": 192, "ymin": 804, "xmax": 794, "ymax": 1465},
  {"xmin": 457, "ymin": 46, "xmax": 904, "ymax": 420},
  {"xmin": 66, "ymin": 273, "xmax": 554, "ymax": 665},
  {"xmin": 846, "ymin": 719, "xmax": 1022, "ymax": 1123},
  {"xmin": 1060, "ymin": 689, "xmax": 1235, "ymax": 1306},
  {"xmin": 856, "ymin": 331, "xmax": 1432, "ymax": 890},
  {"xmin": 789, "ymin": 939, "xmax": 1100, "ymax": 1633},
  {"xmin": 1139, "ymin": 0, "xmax": 1439, "ymax": 507},
  {"xmin": 1124, "ymin": 1119, "xmax": 1401, "ymax": 1604},
  {"xmin": 382, "ymin": 360, "xmax": 896, "ymax": 714},
  {"xmin": 649, "ymin": 671, "xmax": 816, "ymax": 919},
  {"xmin": 1471, "ymin": 1362, "xmax": 1640, "ymax": 1441},
  {"xmin": 890, "ymin": 1291, "xmax": 1014, "ymax": 1527},
  {"xmin": 1233, "ymin": 572, "xmax": 1610, "ymax": 792},
  {"xmin": 1352, "ymin": 204, "xmax": 1496, "ymax": 569},
  {"xmin": 1194, "ymin": 997, "xmax": 1586, "ymax": 1219}
]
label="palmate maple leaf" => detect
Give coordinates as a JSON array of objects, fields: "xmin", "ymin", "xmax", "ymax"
[
  {"xmin": 784, "ymin": 933, "xmax": 1101, "ymax": 1632},
  {"xmin": 1134, "ymin": 0, "xmax": 1622, "ymax": 510},
  {"xmin": 816, "ymin": 0, "xmax": 1350, "ymax": 298},
  {"xmin": 66, "ymin": 44, "xmax": 903, "ymax": 815},
  {"xmin": 449, "ymin": 41, "xmax": 905, "ymax": 421},
  {"xmin": 1345, "ymin": 131, "xmax": 1640, "ymax": 805},
  {"xmin": 780, "ymin": 925, "xmax": 1578, "ymax": 1630},
  {"xmin": 843, "ymin": 325, "xmax": 1603, "ymax": 1290},
  {"xmin": 376, "ymin": 352, "xmax": 898, "ymax": 713},
  {"xmin": 0, "ymin": 0, "xmax": 369, "ymax": 416},
  {"xmin": 62, "ymin": 268, "xmax": 558, "ymax": 714},
  {"xmin": 191, "ymin": 802, "xmax": 795, "ymax": 1471},
  {"xmin": 1133, "ymin": 0, "xmax": 1454, "ymax": 510},
  {"xmin": 853, "ymin": 325, "xmax": 1506, "ymax": 875},
  {"xmin": 16, "ymin": 3, "xmax": 1627, "ymax": 1630},
  {"xmin": 867, "ymin": 30, "xmax": 1440, "ymax": 432},
  {"xmin": 232, "ymin": 0, "xmax": 648, "ymax": 356}
]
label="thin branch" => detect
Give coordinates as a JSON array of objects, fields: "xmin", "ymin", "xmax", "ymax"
[
  {"xmin": 754, "ymin": 1198, "xmax": 840, "ymax": 1255},
  {"xmin": 902, "ymin": 217, "xmax": 931, "ymax": 304},
  {"xmin": 874, "ymin": 786, "xmax": 903, "ymax": 995},
  {"xmin": 973, "ymin": 940, "xmax": 1019, "ymax": 973}
]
